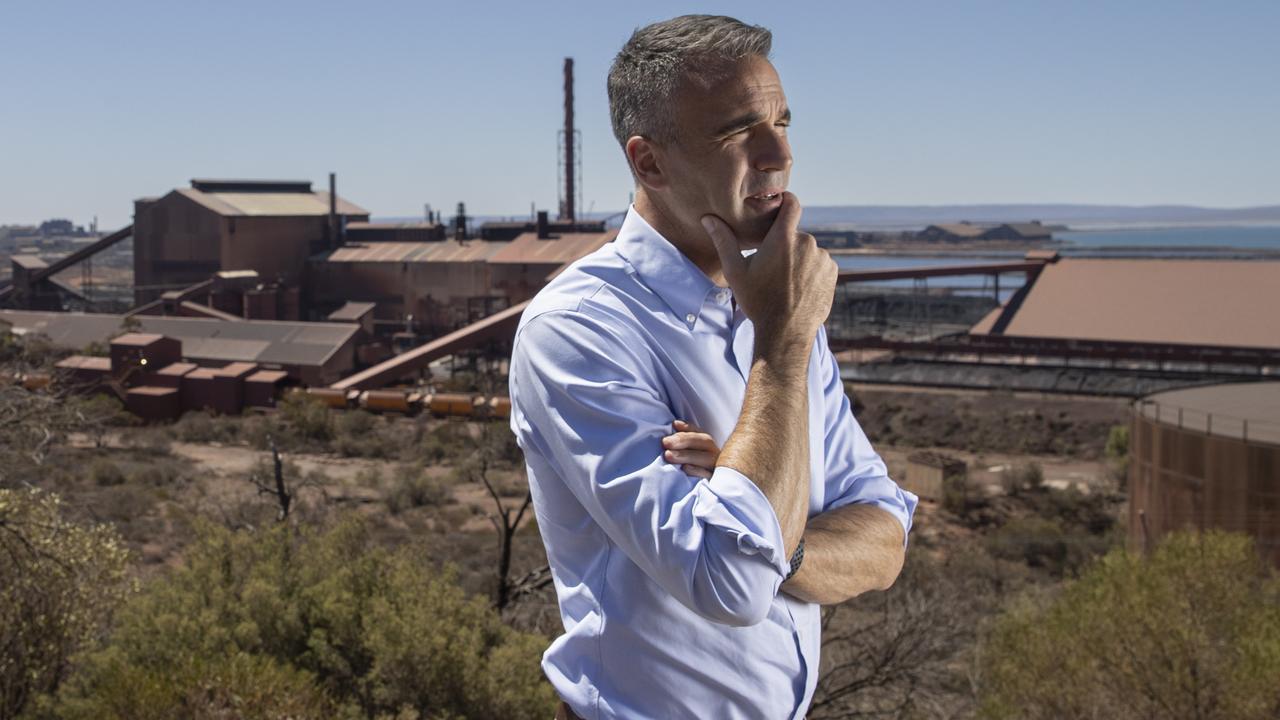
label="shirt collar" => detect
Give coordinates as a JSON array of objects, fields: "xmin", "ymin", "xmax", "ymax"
[{"xmin": 613, "ymin": 206, "xmax": 720, "ymax": 328}]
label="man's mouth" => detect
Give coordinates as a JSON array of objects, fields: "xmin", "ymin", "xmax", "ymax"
[{"xmin": 745, "ymin": 191, "xmax": 784, "ymax": 211}]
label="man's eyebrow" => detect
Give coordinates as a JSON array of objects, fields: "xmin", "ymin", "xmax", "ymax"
[{"xmin": 712, "ymin": 107, "xmax": 791, "ymax": 138}]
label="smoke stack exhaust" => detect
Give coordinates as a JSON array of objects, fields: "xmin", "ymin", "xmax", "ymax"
[{"xmin": 560, "ymin": 57, "xmax": 575, "ymax": 223}]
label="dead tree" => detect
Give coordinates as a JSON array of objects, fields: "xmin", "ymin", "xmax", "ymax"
[{"xmin": 247, "ymin": 437, "xmax": 323, "ymax": 522}]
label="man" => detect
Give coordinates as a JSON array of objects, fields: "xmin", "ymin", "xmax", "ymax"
[{"xmin": 508, "ymin": 15, "xmax": 918, "ymax": 720}]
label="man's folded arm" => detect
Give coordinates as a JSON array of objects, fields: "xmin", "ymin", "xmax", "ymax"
[
  {"xmin": 781, "ymin": 327, "xmax": 919, "ymax": 604},
  {"xmin": 510, "ymin": 311, "xmax": 789, "ymax": 626},
  {"xmin": 816, "ymin": 327, "xmax": 916, "ymax": 532}
]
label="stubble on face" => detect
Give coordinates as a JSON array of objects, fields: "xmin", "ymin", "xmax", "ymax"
[{"xmin": 662, "ymin": 56, "xmax": 792, "ymax": 250}]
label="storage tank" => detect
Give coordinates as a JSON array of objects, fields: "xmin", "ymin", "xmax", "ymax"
[{"xmin": 1129, "ymin": 382, "xmax": 1280, "ymax": 566}]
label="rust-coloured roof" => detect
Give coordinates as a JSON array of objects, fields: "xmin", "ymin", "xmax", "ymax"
[
  {"xmin": 971, "ymin": 258, "xmax": 1280, "ymax": 350},
  {"xmin": 156, "ymin": 362, "xmax": 198, "ymax": 377},
  {"xmin": 345, "ymin": 221, "xmax": 441, "ymax": 230},
  {"xmin": 112, "ymin": 333, "xmax": 169, "ymax": 346},
  {"xmin": 487, "ymin": 229, "xmax": 618, "ymax": 265},
  {"xmin": 246, "ymin": 369, "xmax": 290, "ymax": 384},
  {"xmin": 217, "ymin": 362, "xmax": 258, "ymax": 378},
  {"xmin": 55, "ymin": 355, "xmax": 112, "ymax": 371},
  {"xmin": 323, "ymin": 240, "xmax": 506, "ymax": 264},
  {"xmin": 11, "ymin": 254, "xmax": 48, "ymax": 270},
  {"xmin": 176, "ymin": 187, "xmax": 368, "ymax": 217},
  {"xmin": 128, "ymin": 386, "xmax": 179, "ymax": 398}
]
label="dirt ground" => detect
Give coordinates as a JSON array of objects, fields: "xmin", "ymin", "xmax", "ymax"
[{"xmin": 47, "ymin": 382, "xmax": 1127, "ymax": 607}]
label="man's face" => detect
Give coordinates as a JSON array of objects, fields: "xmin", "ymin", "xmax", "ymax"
[{"xmin": 657, "ymin": 55, "xmax": 792, "ymax": 247}]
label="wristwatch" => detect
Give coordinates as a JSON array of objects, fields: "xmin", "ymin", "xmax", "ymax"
[{"xmin": 784, "ymin": 538, "xmax": 805, "ymax": 581}]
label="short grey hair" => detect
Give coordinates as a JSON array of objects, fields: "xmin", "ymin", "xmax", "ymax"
[{"xmin": 608, "ymin": 15, "xmax": 772, "ymax": 149}]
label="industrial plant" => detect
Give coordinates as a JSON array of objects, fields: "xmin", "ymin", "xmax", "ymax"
[{"xmin": 1, "ymin": 58, "xmax": 1278, "ymax": 567}]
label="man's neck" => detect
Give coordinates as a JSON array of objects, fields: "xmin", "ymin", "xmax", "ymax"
[{"xmin": 633, "ymin": 191, "xmax": 727, "ymax": 286}]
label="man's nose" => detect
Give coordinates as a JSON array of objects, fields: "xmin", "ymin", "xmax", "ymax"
[{"xmin": 751, "ymin": 125, "xmax": 792, "ymax": 174}]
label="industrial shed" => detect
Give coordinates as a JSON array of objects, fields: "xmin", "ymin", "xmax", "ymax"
[
  {"xmin": 309, "ymin": 227, "xmax": 616, "ymax": 335},
  {"xmin": 487, "ymin": 229, "xmax": 617, "ymax": 304},
  {"xmin": 309, "ymin": 240, "xmax": 509, "ymax": 334},
  {"xmin": 0, "ymin": 309, "xmax": 360, "ymax": 385},
  {"xmin": 132, "ymin": 178, "xmax": 369, "ymax": 305},
  {"xmin": 970, "ymin": 258, "xmax": 1280, "ymax": 352},
  {"xmin": 918, "ymin": 223, "xmax": 987, "ymax": 242}
]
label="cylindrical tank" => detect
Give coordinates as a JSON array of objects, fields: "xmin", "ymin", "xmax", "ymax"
[{"xmin": 1130, "ymin": 382, "xmax": 1280, "ymax": 567}]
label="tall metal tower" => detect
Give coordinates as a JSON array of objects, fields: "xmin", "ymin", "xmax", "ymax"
[{"xmin": 558, "ymin": 57, "xmax": 582, "ymax": 223}]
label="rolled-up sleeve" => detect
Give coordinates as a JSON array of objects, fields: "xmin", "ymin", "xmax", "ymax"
[
  {"xmin": 510, "ymin": 310, "xmax": 789, "ymax": 626},
  {"xmin": 815, "ymin": 327, "xmax": 918, "ymax": 545}
]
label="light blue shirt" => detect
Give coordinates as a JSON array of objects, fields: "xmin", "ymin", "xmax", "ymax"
[{"xmin": 509, "ymin": 208, "xmax": 917, "ymax": 720}]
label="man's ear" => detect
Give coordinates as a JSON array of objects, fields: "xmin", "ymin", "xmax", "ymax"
[{"xmin": 626, "ymin": 136, "xmax": 668, "ymax": 191}]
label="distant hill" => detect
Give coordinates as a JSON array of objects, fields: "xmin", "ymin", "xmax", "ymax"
[{"xmin": 798, "ymin": 204, "xmax": 1280, "ymax": 230}]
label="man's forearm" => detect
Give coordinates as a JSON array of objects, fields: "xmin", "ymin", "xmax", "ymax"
[
  {"xmin": 781, "ymin": 503, "xmax": 905, "ymax": 605},
  {"xmin": 715, "ymin": 338, "xmax": 813, "ymax": 556}
]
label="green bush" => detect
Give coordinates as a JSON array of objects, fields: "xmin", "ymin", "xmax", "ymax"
[
  {"xmin": 981, "ymin": 531, "xmax": 1280, "ymax": 719},
  {"xmin": 52, "ymin": 651, "xmax": 334, "ymax": 720},
  {"xmin": 1105, "ymin": 424, "xmax": 1131, "ymax": 490},
  {"xmin": 415, "ymin": 422, "xmax": 474, "ymax": 466},
  {"xmin": 0, "ymin": 488, "xmax": 131, "ymax": 719},
  {"xmin": 1104, "ymin": 423, "xmax": 1129, "ymax": 459},
  {"xmin": 332, "ymin": 412, "xmax": 401, "ymax": 459},
  {"xmin": 278, "ymin": 392, "xmax": 332, "ymax": 443},
  {"xmin": 1000, "ymin": 462, "xmax": 1043, "ymax": 496},
  {"xmin": 90, "ymin": 458, "xmax": 127, "ymax": 487},
  {"xmin": 168, "ymin": 411, "xmax": 240, "ymax": 444},
  {"xmin": 54, "ymin": 518, "xmax": 555, "ymax": 719},
  {"xmin": 386, "ymin": 470, "xmax": 453, "ymax": 514}
]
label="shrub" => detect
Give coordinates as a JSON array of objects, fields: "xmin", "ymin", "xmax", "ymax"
[
  {"xmin": 278, "ymin": 392, "xmax": 332, "ymax": 443},
  {"xmin": 416, "ymin": 422, "xmax": 474, "ymax": 466},
  {"xmin": 90, "ymin": 458, "xmax": 127, "ymax": 486},
  {"xmin": 168, "ymin": 411, "xmax": 240, "ymax": 444},
  {"xmin": 0, "ymin": 488, "xmax": 131, "ymax": 718},
  {"xmin": 54, "ymin": 518, "xmax": 556, "ymax": 719},
  {"xmin": 1000, "ymin": 462, "xmax": 1043, "ymax": 496},
  {"xmin": 386, "ymin": 470, "xmax": 453, "ymax": 514},
  {"xmin": 981, "ymin": 531, "xmax": 1280, "ymax": 719},
  {"xmin": 1105, "ymin": 423, "xmax": 1131, "ymax": 490},
  {"xmin": 332, "ymin": 411, "xmax": 401, "ymax": 459}
]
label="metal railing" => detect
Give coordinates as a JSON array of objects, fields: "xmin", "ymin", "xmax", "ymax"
[{"xmin": 1136, "ymin": 398, "xmax": 1280, "ymax": 446}]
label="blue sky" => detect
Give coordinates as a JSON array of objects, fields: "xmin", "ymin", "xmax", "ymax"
[{"xmin": 2, "ymin": 0, "xmax": 1277, "ymax": 228}]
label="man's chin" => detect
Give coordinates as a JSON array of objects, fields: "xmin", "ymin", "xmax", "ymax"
[{"xmin": 730, "ymin": 214, "xmax": 775, "ymax": 248}]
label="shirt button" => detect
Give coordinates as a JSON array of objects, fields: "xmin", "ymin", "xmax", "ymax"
[{"xmin": 685, "ymin": 313, "xmax": 696, "ymax": 324}]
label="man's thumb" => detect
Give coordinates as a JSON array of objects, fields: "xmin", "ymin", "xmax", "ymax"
[{"xmin": 701, "ymin": 215, "xmax": 745, "ymax": 283}]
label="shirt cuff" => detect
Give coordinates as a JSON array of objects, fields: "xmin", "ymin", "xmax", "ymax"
[
  {"xmin": 692, "ymin": 466, "xmax": 791, "ymax": 578},
  {"xmin": 825, "ymin": 479, "xmax": 919, "ymax": 549}
]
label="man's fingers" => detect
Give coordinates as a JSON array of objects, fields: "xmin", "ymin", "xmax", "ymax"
[
  {"xmin": 672, "ymin": 419, "xmax": 703, "ymax": 433},
  {"xmin": 761, "ymin": 192, "xmax": 803, "ymax": 249},
  {"xmin": 664, "ymin": 449, "xmax": 717, "ymax": 468},
  {"xmin": 700, "ymin": 214, "xmax": 746, "ymax": 286},
  {"xmin": 682, "ymin": 464, "xmax": 713, "ymax": 479},
  {"xmin": 662, "ymin": 432, "xmax": 718, "ymax": 451}
]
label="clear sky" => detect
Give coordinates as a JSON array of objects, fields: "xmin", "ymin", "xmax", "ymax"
[{"xmin": 2, "ymin": 0, "xmax": 1277, "ymax": 228}]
